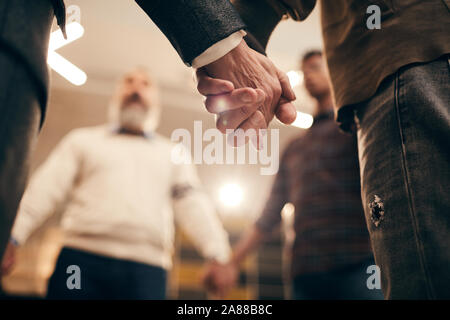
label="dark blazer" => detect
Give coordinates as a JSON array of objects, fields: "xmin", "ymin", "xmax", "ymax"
[
  {"xmin": 135, "ymin": 0, "xmax": 246, "ymax": 66},
  {"xmin": 0, "ymin": 0, "xmax": 59, "ymax": 128}
]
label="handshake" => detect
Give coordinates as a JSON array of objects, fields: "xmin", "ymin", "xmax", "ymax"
[
  {"xmin": 201, "ymin": 260, "xmax": 240, "ymax": 299},
  {"xmin": 196, "ymin": 40, "xmax": 297, "ymax": 148}
]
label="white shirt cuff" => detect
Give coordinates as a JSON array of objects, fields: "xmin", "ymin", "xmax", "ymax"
[{"xmin": 191, "ymin": 30, "xmax": 247, "ymax": 68}]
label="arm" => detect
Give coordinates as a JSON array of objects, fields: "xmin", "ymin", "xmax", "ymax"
[
  {"xmin": 134, "ymin": 0, "xmax": 246, "ymax": 66},
  {"xmin": 135, "ymin": 0, "xmax": 297, "ymax": 136},
  {"xmin": 202, "ymin": 161, "xmax": 289, "ymax": 296},
  {"xmin": 11, "ymin": 131, "xmax": 81, "ymax": 245},
  {"xmin": 195, "ymin": 0, "xmax": 319, "ymax": 135},
  {"xmin": 171, "ymin": 155, "xmax": 231, "ymax": 264},
  {"xmin": 229, "ymin": 224, "xmax": 266, "ymax": 266},
  {"xmin": 233, "ymin": 0, "xmax": 317, "ymax": 50},
  {"xmin": 231, "ymin": 160, "xmax": 289, "ymax": 267}
]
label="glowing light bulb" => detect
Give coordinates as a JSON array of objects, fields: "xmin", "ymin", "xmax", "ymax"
[
  {"xmin": 47, "ymin": 51, "xmax": 87, "ymax": 86},
  {"xmin": 287, "ymin": 70, "xmax": 303, "ymax": 88},
  {"xmin": 219, "ymin": 183, "xmax": 244, "ymax": 207},
  {"xmin": 49, "ymin": 22, "xmax": 85, "ymax": 51},
  {"xmin": 291, "ymin": 111, "xmax": 314, "ymax": 129},
  {"xmin": 47, "ymin": 22, "xmax": 86, "ymax": 86}
]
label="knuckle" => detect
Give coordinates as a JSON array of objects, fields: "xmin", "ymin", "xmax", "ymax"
[
  {"xmin": 239, "ymin": 106, "xmax": 251, "ymax": 117},
  {"xmin": 273, "ymin": 85, "xmax": 282, "ymax": 98},
  {"xmin": 204, "ymin": 99, "xmax": 215, "ymax": 113},
  {"xmin": 264, "ymin": 94, "xmax": 273, "ymax": 107},
  {"xmin": 250, "ymin": 111, "xmax": 265, "ymax": 127},
  {"xmin": 216, "ymin": 117, "xmax": 230, "ymax": 134}
]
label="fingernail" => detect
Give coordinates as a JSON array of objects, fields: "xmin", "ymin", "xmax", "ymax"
[{"xmin": 221, "ymin": 84, "xmax": 231, "ymax": 92}]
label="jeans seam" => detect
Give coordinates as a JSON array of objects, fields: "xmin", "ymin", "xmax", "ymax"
[
  {"xmin": 0, "ymin": 57, "xmax": 18, "ymax": 156},
  {"xmin": 394, "ymin": 70, "xmax": 436, "ymax": 299}
]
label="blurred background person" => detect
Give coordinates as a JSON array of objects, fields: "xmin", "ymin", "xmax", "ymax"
[
  {"xmin": 203, "ymin": 51, "xmax": 383, "ymax": 300},
  {"xmin": 1, "ymin": 68, "xmax": 231, "ymax": 300}
]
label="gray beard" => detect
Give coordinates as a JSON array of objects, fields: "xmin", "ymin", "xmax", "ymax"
[{"xmin": 118, "ymin": 106, "xmax": 148, "ymax": 131}]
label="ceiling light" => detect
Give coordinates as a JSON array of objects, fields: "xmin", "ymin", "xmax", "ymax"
[
  {"xmin": 49, "ymin": 22, "xmax": 84, "ymax": 51},
  {"xmin": 47, "ymin": 51, "xmax": 87, "ymax": 86},
  {"xmin": 291, "ymin": 111, "xmax": 313, "ymax": 129},
  {"xmin": 48, "ymin": 22, "xmax": 86, "ymax": 85},
  {"xmin": 219, "ymin": 183, "xmax": 244, "ymax": 207},
  {"xmin": 287, "ymin": 70, "xmax": 303, "ymax": 88}
]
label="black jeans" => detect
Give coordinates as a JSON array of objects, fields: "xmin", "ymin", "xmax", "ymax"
[
  {"xmin": 292, "ymin": 259, "xmax": 383, "ymax": 300},
  {"xmin": 0, "ymin": 0, "xmax": 53, "ymax": 261},
  {"xmin": 354, "ymin": 54, "xmax": 450, "ymax": 299},
  {"xmin": 0, "ymin": 52, "xmax": 41, "ymax": 261},
  {"xmin": 47, "ymin": 247, "xmax": 167, "ymax": 300}
]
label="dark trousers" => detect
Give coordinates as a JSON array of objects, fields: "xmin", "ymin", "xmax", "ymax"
[
  {"xmin": 0, "ymin": 51, "xmax": 42, "ymax": 260},
  {"xmin": 0, "ymin": 0, "xmax": 53, "ymax": 261},
  {"xmin": 354, "ymin": 54, "xmax": 450, "ymax": 299},
  {"xmin": 47, "ymin": 247, "xmax": 167, "ymax": 300},
  {"xmin": 292, "ymin": 259, "xmax": 383, "ymax": 300}
]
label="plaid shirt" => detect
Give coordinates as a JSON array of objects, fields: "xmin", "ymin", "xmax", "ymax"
[{"xmin": 256, "ymin": 112, "xmax": 373, "ymax": 277}]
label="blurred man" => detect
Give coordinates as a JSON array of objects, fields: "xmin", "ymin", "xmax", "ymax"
[
  {"xmin": 203, "ymin": 51, "xmax": 383, "ymax": 300},
  {"xmin": 1, "ymin": 68, "xmax": 231, "ymax": 300}
]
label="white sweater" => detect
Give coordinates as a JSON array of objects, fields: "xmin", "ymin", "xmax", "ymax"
[{"xmin": 12, "ymin": 125, "xmax": 231, "ymax": 269}]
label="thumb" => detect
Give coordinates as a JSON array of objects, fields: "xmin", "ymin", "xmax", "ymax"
[
  {"xmin": 276, "ymin": 99, "xmax": 297, "ymax": 125},
  {"xmin": 277, "ymin": 68, "xmax": 296, "ymax": 102}
]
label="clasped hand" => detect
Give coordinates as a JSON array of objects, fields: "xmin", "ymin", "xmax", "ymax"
[{"xmin": 196, "ymin": 40, "xmax": 297, "ymax": 149}]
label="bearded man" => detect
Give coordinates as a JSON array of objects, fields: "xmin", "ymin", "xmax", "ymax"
[{"xmin": 1, "ymin": 68, "xmax": 231, "ymax": 300}]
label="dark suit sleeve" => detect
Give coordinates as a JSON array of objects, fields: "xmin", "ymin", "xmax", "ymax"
[
  {"xmin": 135, "ymin": 0, "xmax": 246, "ymax": 66},
  {"xmin": 232, "ymin": 0, "xmax": 316, "ymax": 50}
]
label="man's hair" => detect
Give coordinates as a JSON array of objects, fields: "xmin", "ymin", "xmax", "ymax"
[{"xmin": 301, "ymin": 50, "xmax": 323, "ymax": 63}]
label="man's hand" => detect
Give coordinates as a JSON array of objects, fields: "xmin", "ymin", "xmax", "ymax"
[
  {"xmin": 197, "ymin": 40, "xmax": 297, "ymax": 141},
  {"xmin": 201, "ymin": 260, "xmax": 238, "ymax": 299},
  {"xmin": 1, "ymin": 242, "xmax": 17, "ymax": 277}
]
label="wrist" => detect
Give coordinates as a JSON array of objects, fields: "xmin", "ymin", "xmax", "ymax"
[{"xmin": 206, "ymin": 39, "xmax": 249, "ymax": 69}]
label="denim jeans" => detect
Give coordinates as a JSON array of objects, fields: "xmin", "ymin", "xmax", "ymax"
[
  {"xmin": 292, "ymin": 259, "xmax": 384, "ymax": 300},
  {"xmin": 0, "ymin": 53, "xmax": 42, "ymax": 261},
  {"xmin": 47, "ymin": 247, "xmax": 167, "ymax": 300},
  {"xmin": 354, "ymin": 54, "xmax": 450, "ymax": 299}
]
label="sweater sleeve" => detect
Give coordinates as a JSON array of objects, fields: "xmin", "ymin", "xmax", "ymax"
[
  {"xmin": 11, "ymin": 131, "xmax": 82, "ymax": 244},
  {"xmin": 171, "ymin": 151, "xmax": 231, "ymax": 263}
]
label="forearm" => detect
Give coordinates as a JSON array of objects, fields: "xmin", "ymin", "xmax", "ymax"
[
  {"xmin": 10, "ymin": 135, "xmax": 79, "ymax": 244},
  {"xmin": 10, "ymin": 204, "xmax": 50, "ymax": 245},
  {"xmin": 174, "ymin": 192, "xmax": 231, "ymax": 264},
  {"xmin": 230, "ymin": 225, "xmax": 268, "ymax": 266}
]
